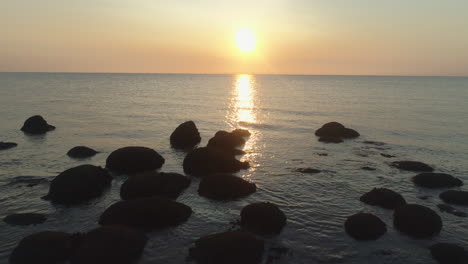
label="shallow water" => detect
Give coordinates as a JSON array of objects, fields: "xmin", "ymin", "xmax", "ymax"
[{"xmin": 1, "ymin": 73, "xmax": 468, "ymax": 263}]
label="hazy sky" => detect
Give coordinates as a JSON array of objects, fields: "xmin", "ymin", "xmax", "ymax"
[{"xmin": 1, "ymin": 0, "xmax": 468, "ymax": 75}]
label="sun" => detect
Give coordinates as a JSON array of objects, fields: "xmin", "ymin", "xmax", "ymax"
[{"xmin": 235, "ymin": 28, "xmax": 256, "ymax": 53}]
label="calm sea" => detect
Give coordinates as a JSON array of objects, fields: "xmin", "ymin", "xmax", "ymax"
[{"xmin": 1, "ymin": 73, "xmax": 468, "ymax": 263}]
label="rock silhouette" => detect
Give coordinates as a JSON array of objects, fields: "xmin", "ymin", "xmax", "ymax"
[
  {"xmin": 393, "ymin": 204, "xmax": 442, "ymax": 238},
  {"xmin": 295, "ymin": 168, "xmax": 321, "ymax": 174},
  {"xmin": 231, "ymin": 128, "xmax": 251, "ymax": 137},
  {"xmin": 43, "ymin": 165, "xmax": 112, "ymax": 205},
  {"xmin": 3, "ymin": 213, "xmax": 47, "ymax": 226},
  {"xmin": 198, "ymin": 173, "xmax": 256, "ymax": 200},
  {"xmin": 183, "ymin": 147, "xmax": 249, "ymax": 176},
  {"xmin": 207, "ymin": 130, "xmax": 246, "ymax": 153},
  {"xmin": 315, "ymin": 122, "xmax": 360, "ymax": 143},
  {"xmin": 430, "ymin": 243, "xmax": 468, "ymax": 264},
  {"xmin": 106, "ymin": 146, "xmax": 165, "ymax": 174},
  {"xmin": 240, "ymin": 202, "xmax": 287, "ymax": 235},
  {"xmin": 439, "ymin": 190, "xmax": 468, "ymax": 206},
  {"xmin": 170, "ymin": 121, "xmax": 201, "ymax": 149},
  {"xmin": 390, "ymin": 161, "xmax": 434, "ymax": 172},
  {"xmin": 67, "ymin": 146, "xmax": 98, "ymax": 159},
  {"xmin": 360, "ymin": 188, "xmax": 406, "ymax": 209},
  {"xmin": 20, "ymin": 115, "xmax": 55, "ymax": 134},
  {"xmin": 0, "ymin": 142, "xmax": 17, "ymax": 150},
  {"xmin": 344, "ymin": 213, "xmax": 387, "ymax": 240},
  {"xmin": 412, "ymin": 173, "xmax": 463, "ymax": 188}
]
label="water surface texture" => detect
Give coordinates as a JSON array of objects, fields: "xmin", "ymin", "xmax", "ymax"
[{"xmin": 1, "ymin": 73, "xmax": 468, "ymax": 263}]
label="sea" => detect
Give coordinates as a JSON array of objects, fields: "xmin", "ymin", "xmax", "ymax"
[{"xmin": 0, "ymin": 73, "xmax": 468, "ymax": 264}]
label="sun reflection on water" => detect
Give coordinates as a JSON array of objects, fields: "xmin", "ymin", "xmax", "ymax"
[{"xmin": 233, "ymin": 74, "xmax": 256, "ymax": 124}]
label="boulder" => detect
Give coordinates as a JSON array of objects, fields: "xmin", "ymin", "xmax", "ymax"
[
  {"xmin": 231, "ymin": 128, "xmax": 251, "ymax": 137},
  {"xmin": 439, "ymin": 190, "xmax": 468, "ymax": 206},
  {"xmin": 240, "ymin": 202, "xmax": 287, "ymax": 235},
  {"xmin": 318, "ymin": 136, "xmax": 343, "ymax": 143},
  {"xmin": 183, "ymin": 147, "xmax": 249, "ymax": 176},
  {"xmin": 0, "ymin": 142, "xmax": 17, "ymax": 150},
  {"xmin": 315, "ymin": 122, "xmax": 360, "ymax": 140},
  {"xmin": 9, "ymin": 231, "xmax": 76, "ymax": 264},
  {"xmin": 120, "ymin": 171, "xmax": 190, "ymax": 200},
  {"xmin": 106, "ymin": 146, "xmax": 165, "ymax": 174},
  {"xmin": 393, "ymin": 204, "xmax": 442, "ymax": 238},
  {"xmin": 207, "ymin": 131, "xmax": 245, "ymax": 151},
  {"xmin": 360, "ymin": 188, "xmax": 406, "ymax": 209},
  {"xmin": 20, "ymin": 115, "xmax": 55, "ymax": 134},
  {"xmin": 412, "ymin": 173, "xmax": 463, "ymax": 188},
  {"xmin": 198, "ymin": 173, "xmax": 256, "ymax": 200},
  {"xmin": 390, "ymin": 161, "xmax": 434, "ymax": 172},
  {"xmin": 430, "ymin": 243, "xmax": 468, "ymax": 264},
  {"xmin": 3, "ymin": 213, "xmax": 47, "ymax": 226},
  {"xmin": 67, "ymin": 146, "xmax": 98, "ymax": 159},
  {"xmin": 344, "ymin": 213, "xmax": 387, "ymax": 240},
  {"xmin": 43, "ymin": 165, "xmax": 112, "ymax": 205},
  {"xmin": 71, "ymin": 226, "xmax": 147, "ymax": 264},
  {"xmin": 170, "ymin": 121, "xmax": 201, "ymax": 149},
  {"xmin": 295, "ymin": 168, "xmax": 321, "ymax": 174},
  {"xmin": 99, "ymin": 196, "xmax": 192, "ymax": 230},
  {"xmin": 189, "ymin": 231, "xmax": 264, "ymax": 264}
]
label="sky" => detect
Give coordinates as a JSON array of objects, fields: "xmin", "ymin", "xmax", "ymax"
[{"xmin": 1, "ymin": 0, "xmax": 468, "ymax": 76}]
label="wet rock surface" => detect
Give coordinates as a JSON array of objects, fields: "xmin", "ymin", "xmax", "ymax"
[
  {"xmin": 315, "ymin": 122, "xmax": 360, "ymax": 143},
  {"xmin": 439, "ymin": 190, "xmax": 468, "ymax": 206},
  {"xmin": 67, "ymin": 146, "xmax": 98, "ymax": 159},
  {"xmin": 295, "ymin": 168, "xmax": 321, "ymax": 174},
  {"xmin": 3, "ymin": 213, "xmax": 47, "ymax": 226},
  {"xmin": 390, "ymin": 161, "xmax": 434, "ymax": 172},
  {"xmin": 412, "ymin": 173, "xmax": 463, "ymax": 188},
  {"xmin": 183, "ymin": 147, "xmax": 249, "ymax": 176},
  {"xmin": 0, "ymin": 142, "xmax": 17, "ymax": 150},
  {"xmin": 20, "ymin": 115, "xmax": 55, "ymax": 135},
  {"xmin": 170, "ymin": 121, "xmax": 201, "ymax": 149},
  {"xmin": 430, "ymin": 243, "xmax": 468, "ymax": 264},
  {"xmin": 240, "ymin": 202, "xmax": 287, "ymax": 235},
  {"xmin": 393, "ymin": 204, "xmax": 442, "ymax": 238},
  {"xmin": 360, "ymin": 188, "xmax": 406, "ymax": 209},
  {"xmin": 344, "ymin": 213, "xmax": 387, "ymax": 240},
  {"xmin": 198, "ymin": 173, "xmax": 256, "ymax": 200},
  {"xmin": 106, "ymin": 146, "xmax": 165, "ymax": 174}
]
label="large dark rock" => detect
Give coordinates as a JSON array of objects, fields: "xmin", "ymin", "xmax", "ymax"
[
  {"xmin": 189, "ymin": 231, "xmax": 264, "ymax": 264},
  {"xmin": 183, "ymin": 147, "xmax": 249, "ymax": 176},
  {"xmin": 106, "ymin": 146, "xmax": 165, "ymax": 174},
  {"xmin": 315, "ymin": 122, "xmax": 360, "ymax": 141},
  {"xmin": 393, "ymin": 204, "xmax": 442, "ymax": 239},
  {"xmin": 231, "ymin": 128, "xmax": 251, "ymax": 137},
  {"xmin": 43, "ymin": 165, "xmax": 112, "ymax": 205},
  {"xmin": 198, "ymin": 173, "xmax": 256, "ymax": 200},
  {"xmin": 99, "ymin": 196, "xmax": 192, "ymax": 230},
  {"xmin": 20, "ymin": 115, "xmax": 55, "ymax": 134},
  {"xmin": 440, "ymin": 190, "xmax": 468, "ymax": 206},
  {"xmin": 207, "ymin": 131, "xmax": 246, "ymax": 152},
  {"xmin": 240, "ymin": 202, "xmax": 287, "ymax": 235},
  {"xmin": 9, "ymin": 231, "xmax": 76, "ymax": 264},
  {"xmin": 430, "ymin": 243, "xmax": 468, "ymax": 264},
  {"xmin": 120, "ymin": 171, "xmax": 190, "ymax": 200},
  {"xmin": 4, "ymin": 213, "xmax": 47, "ymax": 226},
  {"xmin": 390, "ymin": 161, "xmax": 434, "ymax": 172},
  {"xmin": 0, "ymin": 142, "xmax": 17, "ymax": 150},
  {"xmin": 412, "ymin": 173, "xmax": 463, "ymax": 188},
  {"xmin": 344, "ymin": 213, "xmax": 387, "ymax": 240},
  {"xmin": 170, "ymin": 121, "xmax": 201, "ymax": 149},
  {"xmin": 71, "ymin": 226, "xmax": 147, "ymax": 264},
  {"xmin": 360, "ymin": 188, "xmax": 406, "ymax": 209},
  {"xmin": 67, "ymin": 146, "xmax": 98, "ymax": 159}
]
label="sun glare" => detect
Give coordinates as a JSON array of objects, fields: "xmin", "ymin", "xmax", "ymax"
[{"xmin": 235, "ymin": 28, "xmax": 256, "ymax": 52}]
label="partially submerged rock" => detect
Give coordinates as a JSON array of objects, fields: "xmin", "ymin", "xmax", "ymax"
[
  {"xmin": 437, "ymin": 204, "xmax": 467, "ymax": 217},
  {"xmin": 344, "ymin": 213, "xmax": 387, "ymax": 240},
  {"xmin": 106, "ymin": 146, "xmax": 165, "ymax": 174},
  {"xmin": 0, "ymin": 142, "xmax": 17, "ymax": 150},
  {"xmin": 412, "ymin": 173, "xmax": 463, "ymax": 188},
  {"xmin": 3, "ymin": 213, "xmax": 47, "ymax": 226},
  {"xmin": 183, "ymin": 147, "xmax": 249, "ymax": 176},
  {"xmin": 9, "ymin": 231, "xmax": 76, "ymax": 264},
  {"xmin": 439, "ymin": 190, "xmax": 468, "ymax": 206},
  {"xmin": 231, "ymin": 128, "xmax": 251, "ymax": 137},
  {"xmin": 43, "ymin": 165, "xmax": 112, "ymax": 205},
  {"xmin": 318, "ymin": 136, "xmax": 343, "ymax": 144},
  {"xmin": 99, "ymin": 197, "xmax": 192, "ymax": 230},
  {"xmin": 393, "ymin": 204, "xmax": 442, "ymax": 239},
  {"xmin": 390, "ymin": 161, "xmax": 434, "ymax": 172},
  {"xmin": 360, "ymin": 188, "xmax": 406, "ymax": 209},
  {"xmin": 295, "ymin": 168, "xmax": 321, "ymax": 174},
  {"xmin": 7, "ymin": 176, "xmax": 49, "ymax": 187},
  {"xmin": 120, "ymin": 171, "xmax": 190, "ymax": 200},
  {"xmin": 430, "ymin": 243, "xmax": 468, "ymax": 264},
  {"xmin": 170, "ymin": 121, "xmax": 201, "ymax": 149},
  {"xmin": 240, "ymin": 202, "xmax": 287, "ymax": 235},
  {"xmin": 198, "ymin": 173, "xmax": 256, "ymax": 200},
  {"xmin": 20, "ymin": 115, "xmax": 55, "ymax": 134},
  {"xmin": 189, "ymin": 231, "xmax": 264, "ymax": 264},
  {"xmin": 67, "ymin": 146, "xmax": 98, "ymax": 159},
  {"xmin": 380, "ymin": 153, "xmax": 395, "ymax": 158},
  {"xmin": 71, "ymin": 226, "xmax": 147, "ymax": 264},
  {"xmin": 207, "ymin": 130, "xmax": 245, "ymax": 152},
  {"xmin": 361, "ymin": 166, "xmax": 376, "ymax": 171},
  {"xmin": 315, "ymin": 122, "xmax": 360, "ymax": 143}
]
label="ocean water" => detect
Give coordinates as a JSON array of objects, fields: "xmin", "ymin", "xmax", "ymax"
[{"xmin": 0, "ymin": 73, "xmax": 468, "ymax": 264}]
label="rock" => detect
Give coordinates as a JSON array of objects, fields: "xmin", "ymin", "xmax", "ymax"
[
  {"xmin": 390, "ymin": 161, "xmax": 434, "ymax": 172},
  {"xmin": 430, "ymin": 243, "xmax": 468, "ymax": 264},
  {"xmin": 0, "ymin": 142, "xmax": 17, "ymax": 150},
  {"xmin": 20, "ymin": 115, "xmax": 55, "ymax": 134},
  {"xmin": 67, "ymin": 146, "xmax": 98, "ymax": 159},
  {"xmin": 120, "ymin": 171, "xmax": 190, "ymax": 200},
  {"xmin": 437, "ymin": 204, "xmax": 467, "ymax": 217},
  {"xmin": 183, "ymin": 147, "xmax": 249, "ymax": 176},
  {"xmin": 318, "ymin": 136, "xmax": 343, "ymax": 143},
  {"xmin": 440, "ymin": 190, "xmax": 468, "ymax": 206},
  {"xmin": 207, "ymin": 131, "xmax": 246, "ymax": 151},
  {"xmin": 4, "ymin": 213, "xmax": 47, "ymax": 226},
  {"xmin": 317, "ymin": 153, "xmax": 328, "ymax": 156},
  {"xmin": 189, "ymin": 231, "xmax": 264, "ymax": 264},
  {"xmin": 240, "ymin": 202, "xmax": 287, "ymax": 235},
  {"xmin": 99, "ymin": 196, "xmax": 192, "ymax": 230},
  {"xmin": 295, "ymin": 168, "xmax": 321, "ymax": 174},
  {"xmin": 362, "ymin": 141, "xmax": 386, "ymax": 146},
  {"xmin": 315, "ymin": 122, "xmax": 360, "ymax": 141},
  {"xmin": 170, "ymin": 121, "xmax": 201, "ymax": 149},
  {"xmin": 361, "ymin": 166, "xmax": 376, "ymax": 171},
  {"xmin": 344, "ymin": 213, "xmax": 387, "ymax": 240},
  {"xmin": 231, "ymin": 128, "xmax": 251, "ymax": 137},
  {"xmin": 412, "ymin": 173, "xmax": 463, "ymax": 188},
  {"xmin": 7, "ymin": 176, "xmax": 49, "ymax": 187},
  {"xmin": 43, "ymin": 165, "xmax": 112, "ymax": 205},
  {"xmin": 380, "ymin": 153, "xmax": 395, "ymax": 158},
  {"xmin": 360, "ymin": 188, "xmax": 407, "ymax": 209},
  {"xmin": 393, "ymin": 204, "xmax": 442, "ymax": 238},
  {"xmin": 106, "ymin": 146, "xmax": 165, "ymax": 174},
  {"xmin": 198, "ymin": 173, "xmax": 256, "ymax": 200},
  {"xmin": 71, "ymin": 226, "xmax": 147, "ymax": 264},
  {"xmin": 9, "ymin": 231, "xmax": 76, "ymax": 264}
]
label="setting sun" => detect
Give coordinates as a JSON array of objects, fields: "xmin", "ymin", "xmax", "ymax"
[{"xmin": 235, "ymin": 28, "xmax": 256, "ymax": 53}]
